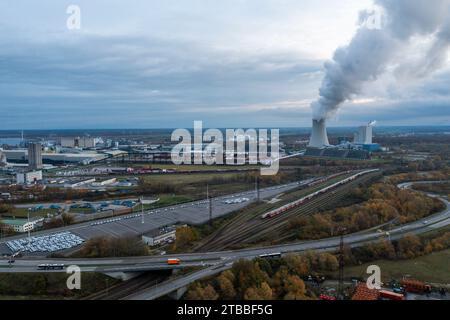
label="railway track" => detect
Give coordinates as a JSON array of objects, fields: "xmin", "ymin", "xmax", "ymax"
[
  {"xmin": 197, "ymin": 172, "xmax": 381, "ymax": 251},
  {"xmin": 194, "ymin": 173, "xmax": 354, "ymax": 250},
  {"xmin": 83, "ymin": 272, "xmax": 168, "ymax": 300}
]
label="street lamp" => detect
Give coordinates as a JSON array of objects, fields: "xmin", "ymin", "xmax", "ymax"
[{"xmin": 141, "ymin": 197, "xmax": 145, "ymax": 224}]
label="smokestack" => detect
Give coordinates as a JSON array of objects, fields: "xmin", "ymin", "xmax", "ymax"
[{"xmin": 309, "ymin": 119, "xmax": 330, "ymax": 148}]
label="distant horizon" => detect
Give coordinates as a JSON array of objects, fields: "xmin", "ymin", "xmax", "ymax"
[{"xmin": 1, "ymin": 124, "xmax": 450, "ymax": 133}]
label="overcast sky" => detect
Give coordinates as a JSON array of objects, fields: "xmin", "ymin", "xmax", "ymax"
[{"xmin": 1, "ymin": 0, "xmax": 449, "ymax": 129}]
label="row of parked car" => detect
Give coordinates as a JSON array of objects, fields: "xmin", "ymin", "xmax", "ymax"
[{"xmin": 6, "ymin": 232, "xmax": 85, "ymax": 253}]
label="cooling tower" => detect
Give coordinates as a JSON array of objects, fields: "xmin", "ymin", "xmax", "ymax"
[{"xmin": 309, "ymin": 119, "xmax": 330, "ymax": 148}]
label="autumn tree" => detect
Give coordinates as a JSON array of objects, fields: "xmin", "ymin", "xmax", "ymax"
[
  {"xmin": 186, "ymin": 283, "xmax": 219, "ymax": 300},
  {"xmin": 216, "ymin": 271, "xmax": 236, "ymax": 299},
  {"xmin": 172, "ymin": 226, "xmax": 198, "ymax": 252},
  {"xmin": 244, "ymin": 282, "xmax": 273, "ymax": 300},
  {"xmin": 283, "ymin": 275, "xmax": 307, "ymax": 300},
  {"xmin": 232, "ymin": 260, "xmax": 269, "ymax": 298},
  {"xmin": 283, "ymin": 253, "xmax": 309, "ymax": 277}
]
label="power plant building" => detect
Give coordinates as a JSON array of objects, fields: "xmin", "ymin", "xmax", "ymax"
[
  {"xmin": 306, "ymin": 119, "xmax": 381, "ymax": 160},
  {"xmin": 308, "ymin": 119, "xmax": 330, "ymax": 148},
  {"xmin": 354, "ymin": 125, "xmax": 373, "ymax": 145},
  {"xmin": 28, "ymin": 142, "xmax": 43, "ymax": 170}
]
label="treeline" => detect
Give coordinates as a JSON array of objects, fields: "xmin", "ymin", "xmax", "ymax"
[
  {"xmin": 42, "ymin": 213, "xmax": 75, "ymax": 229},
  {"xmin": 412, "ymin": 182, "xmax": 450, "ymax": 196},
  {"xmin": 348, "ymin": 231, "xmax": 450, "ymax": 264},
  {"xmin": 71, "ymin": 236, "xmax": 148, "ymax": 258},
  {"xmin": 288, "ymin": 182, "xmax": 444, "ymax": 240},
  {"xmin": 0, "ymin": 273, "xmax": 117, "ymax": 298},
  {"xmin": 387, "ymin": 171, "xmax": 449, "ymax": 185},
  {"xmin": 185, "ymin": 252, "xmax": 338, "ymax": 300}
]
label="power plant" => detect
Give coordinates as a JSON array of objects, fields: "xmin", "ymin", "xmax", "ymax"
[
  {"xmin": 308, "ymin": 119, "xmax": 330, "ymax": 148},
  {"xmin": 306, "ymin": 120, "xmax": 381, "ymax": 160},
  {"xmin": 354, "ymin": 121, "xmax": 376, "ymax": 145}
]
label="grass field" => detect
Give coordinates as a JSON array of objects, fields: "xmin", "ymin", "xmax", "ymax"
[
  {"xmin": 68, "ymin": 207, "xmax": 95, "ymax": 214},
  {"xmin": 141, "ymin": 172, "xmax": 246, "ymax": 185},
  {"xmin": 2, "ymin": 208, "xmax": 60, "ymax": 219},
  {"xmin": 342, "ymin": 250, "xmax": 450, "ymax": 284},
  {"xmin": 138, "ymin": 164, "xmax": 261, "ymax": 171}
]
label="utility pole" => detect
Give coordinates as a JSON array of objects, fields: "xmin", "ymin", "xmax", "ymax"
[
  {"xmin": 27, "ymin": 208, "xmax": 31, "ymax": 243},
  {"xmin": 141, "ymin": 197, "xmax": 145, "ymax": 224},
  {"xmin": 255, "ymin": 175, "xmax": 260, "ymax": 202},
  {"xmin": 338, "ymin": 227, "xmax": 347, "ymax": 300}
]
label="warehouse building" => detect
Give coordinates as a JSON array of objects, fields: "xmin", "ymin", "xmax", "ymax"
[
  {"xmin": 3, "ymin": 150, "xmax": 107, "ymax": 165},
  {"xmin": 0, "ymin": 218, "xmax": 43, "ymax": 233},
  {"xmin": 16, "ymin": 170, "xmax": 43, "ymax": 185},
  {"xmin": 142, "ymin": 225, "xmax": 184, "ymax": 246}
]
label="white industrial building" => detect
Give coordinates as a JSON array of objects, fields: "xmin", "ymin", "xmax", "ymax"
[
  {"xmin": 1, "ymin": 218, "xmax": 43, "ymax": 233},
  {"xmin": 0, "ymin": 150, "xmax": 7, "ymax": 167},
  {"xmin": 16, "ymin": 170, "xmax": 43, "ymax": 185},
  {"xmin": 60, "ymin": 137, "xmax": 100, "ymax": 149},
  {"xmin": 64, "ymin": 178, "xmax": 96, "ymax": 189},
  {"xmin": 92, "ymin": 178, "xmax": 117, "ymax": 186},
  {"xmin": 142, "ymin": 225, "xmax": 183, "ymax": 246},
  {"xmin": 354, "ymin": 123, "xmax": 374, "ymax": 145},
  {"xmin": 2, "ymin": 149, "xmax": 107, "ymax": 165}
]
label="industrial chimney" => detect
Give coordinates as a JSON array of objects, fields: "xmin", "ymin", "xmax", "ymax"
[{"xmin": 309, "ymin": 119, "xmax": 330, "ymax": 148}]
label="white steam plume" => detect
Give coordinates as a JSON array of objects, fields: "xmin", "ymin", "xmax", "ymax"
[{"xmin": 312, "ymin": 0, "xmax": 450, "ymax": 121}]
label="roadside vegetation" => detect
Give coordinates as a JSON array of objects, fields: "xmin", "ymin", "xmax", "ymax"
[
  {"xmin": 412, "ymin": 182, "xmax": 450, "ymax": 197},
  {"xmin": 185, "ymin": 229, "xmax": 450, "ymax": 300},
  {"xmin": 185, "ymin": 252, "xmax": 339, "ymax": 300},
  {"xmin": 288, "ymin": 182, "xmax": 445, "ymax": 240},
  {"xmin": 70, "ymin": 236, "xmax": 149, "ymax": 258},
  {"xmin": 0, "ymin": 273, "xmax": 118, "ymax": 299}
]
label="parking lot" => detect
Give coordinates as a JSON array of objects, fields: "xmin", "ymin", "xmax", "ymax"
[
  {"xmin": 1, "ymin": 179, "xmax": 312, "ymax": 255},
  {"xmin": 6, "ymin": 232, "xmax": 85, "ymax": 253}
]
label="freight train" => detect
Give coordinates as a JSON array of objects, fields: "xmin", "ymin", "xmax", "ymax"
[{"xmin": 261, "ymin": 169, "xmax": 380, "ymax": 219}]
